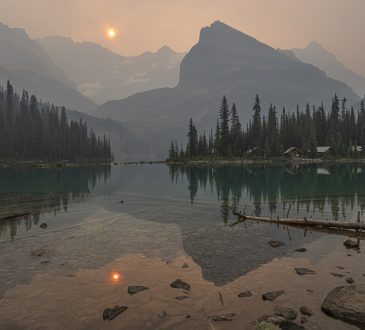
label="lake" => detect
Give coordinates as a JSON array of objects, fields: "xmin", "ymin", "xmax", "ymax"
[{"xmin": 0, "ymin": 163, "xmax": 364, "ymax": 329}]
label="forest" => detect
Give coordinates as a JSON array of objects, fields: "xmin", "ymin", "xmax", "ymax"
[
  {"xmin": 0, "ymin": 81, "xmax": 112, "ymax": 162},
  {"xmin": 168, "ymin": 94, "xmax": 365, "ymax": 160}
]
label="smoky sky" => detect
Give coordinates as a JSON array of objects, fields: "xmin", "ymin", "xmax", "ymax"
[{"xmin": 0, "ymin": 0, "xmax": 364, "ymax": 76}]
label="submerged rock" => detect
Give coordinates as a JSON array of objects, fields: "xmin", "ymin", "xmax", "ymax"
[
  {"xmin": 269, "ymin": 240, "xmax": 286, "ymax": 248},
  {"xmin": 299, "ymin": 306, "xmax": 312, "ymax": 316},
  {"xmin": 238, "ymin": 290, "xmax": 253, "ymax": 298},
  {"xmin": 262, "ymin": 290, "xmax": 285, "ymax": 301},
  {"xmin": 257, "ymin": 314, "xmax": 303, "ymax": 329},
  {"xmin": 330, "ymin": 272, "xmax": 344, "ymax": 277},
  {"xmin": 103, "ymin": 306, "xmax": 128, "ymax": 320},
  {"xmin": 210, "ymin": 313, "xmax": 236, "ymax": 321},
  {"xmin": 295, "ymin": 268, "xmax": 316, "ymax": 275},
  {"xmin": 274, "ymin": 306, "xmax": 297, "ymax": 320},
  {"xmin": 127, "ymin": 285, "xmax": 149, "ymax": 295},
  {"xmin": 321, "ymin": 285, "xmax": 365, "ymax": 327},
  {"xmin": 170, "ymin": 279, "xmax": 191, "ymax": 291},
  {"xmin": 343, "ymin": 239, "xmax": 359, "ymax": 249},
  {"xmin": 159, "ymin": 311, "xmax": 168, "ymax": 318}
]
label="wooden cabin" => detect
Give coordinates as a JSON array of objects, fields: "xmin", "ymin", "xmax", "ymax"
[
  {"xmin": 284, "ymin": 147, "xmax": 302, "ymax": 159},
  {"xmin": 316, "ymin": 146, "xmax": 332, "ymax": 157}
]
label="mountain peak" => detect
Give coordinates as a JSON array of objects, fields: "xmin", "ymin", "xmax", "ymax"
[
  {"xmin": 199, "ymin": 20, "xmax": 256, "ymax": 43},
  {"xmin": 307, "ymin": 40, "xmax": 324, "ymax": 50},
  {"xmin": 156, "ymin": 45, "xmax": 175, "ymax": 54}
]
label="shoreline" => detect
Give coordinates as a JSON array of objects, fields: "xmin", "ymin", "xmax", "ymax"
[{"xmin": 2, "ymin": 158, "xmax": 365, "ymax": 168}]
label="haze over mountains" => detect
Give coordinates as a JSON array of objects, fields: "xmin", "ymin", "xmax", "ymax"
[
  {"xmin": 1, "ymin": 19, "xmax": 364, "ymax": 160},
  {"xmin": 290, "ymin": 41, "xmax": 365, "ymax": 98},
  {"xmin": 0, "ymin": 23, "xmax": 96, "ymax": 113},
  {"xmin": 99, "ymin": 21, "xmax": 359, "ymax": 157},
  {"xmin": 37, "ymin": 36, "xmax": 186, "ymax": 104}
]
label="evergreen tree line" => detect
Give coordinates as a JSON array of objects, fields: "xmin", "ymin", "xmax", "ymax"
[
  {"xmin": 0, "ymin": 81, "xmax": 112, "ymax": 161},
  {"xmin": 169, "ymin": 94, "xmax": 365, "ymax": 160}
]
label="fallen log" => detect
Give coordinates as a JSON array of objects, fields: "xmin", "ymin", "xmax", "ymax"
[
  {"xmin": 0, "ymin": 212, "xmax": 31, "ymax": 221},
  {"xmin": 233, "ymin": 211, "xmax": 365, "ymax": 231}
]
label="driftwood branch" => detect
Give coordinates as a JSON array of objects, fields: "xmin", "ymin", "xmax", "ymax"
[{"xmin": 232, "ymin": 211, "xmax": 365, "ymax": 238}]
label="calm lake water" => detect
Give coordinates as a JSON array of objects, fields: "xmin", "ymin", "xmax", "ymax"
[{"xmin": 0, "ymin": 163, "xmax": 364, "ymax": 329}]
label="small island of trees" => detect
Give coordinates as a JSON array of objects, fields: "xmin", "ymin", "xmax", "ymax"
[
  {"xmin": 0, "ymin": 81, "xmax": 112, "ymax": 162},
  {"xmin": 168, "ymin": 94, "xmax": 365, "ymax": 161}
]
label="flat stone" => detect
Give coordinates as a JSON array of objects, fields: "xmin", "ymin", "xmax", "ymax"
[
  {"xmin": 175, "ymin": 296, "xmax": 189, "ymax": 300},
  {"xmin": 321, "ymin": 285, "xmax": 365, "ymax": 328},
  {"xmin": 257, "ymin": 315, "xmax": 303, "ymax": 329},
  {"xmin": 210, "ymin": 313, "xmax": 236, "ymax": 321},
  {"xmin": 295, "ymin": 268, "xmax": 316, "ymax": 275},
  {"xmin": 345, "ymin": 277, "xmax": 354, "ymax": 284},
  {"xmin": 343, "ymin": 239, "xmax": 359, "ymax": 249},
  {"xmin": 274, "ymin": 306, "xmax": 297, "ymax": 320},
  {"xmin": 238, "ymin": 290, "xmax": 253, "ymax": 298},
  {"xmin": 299, "ymin": 306, "xmax": 312, "ymax": 316},
  {"xmin": 269, "ymin": 240, "xmax": 286, "ymax": 248},
  {"xmin": 103, "ymin": 306, "xmax": 128, "ymax": 320},
  {"xmin": 256, "ymin": 321, "xmax": 280, "ymax": 329},
  {"xmin": 127, "ymin": 285, "xmax": 149, "ymax": 295},
  {"xmin": 170, "ymin": 279, "xmax": 190, "ymax": 291},
  {"xmin": 294, "ymin": 248, "xmax": 306, "ymax": 252},
  {"xmin": 330, "ymin": 272, "xmax": 345, "ymax": 277},
  {"xmin": 262, "ymin": 290, "xmax": 285, "ymax": 301}
]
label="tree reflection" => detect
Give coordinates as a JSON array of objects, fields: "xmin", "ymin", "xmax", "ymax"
[
  {"xmin": 0, "ymin": 165, "xmax": 111, "ymax": 239},
  {"xmin": 168, "ymin": 164, "xmax": 365, "ymax": 224}
]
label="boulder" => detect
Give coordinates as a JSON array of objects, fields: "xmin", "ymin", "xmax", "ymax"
[
  {"xmin": 269, "ymin": 240, "xmax": 286, "ymax": 248},
  {"xmin": 330, "ymin": 272, "xmax": 344, "ymax": 277},
  {"xmin": 321, "ymin": 285, "xmax": 365, "ymax": 327},
  {"xmin": 238, "ymin": 290, "xmax": 253, "ymax": 298},
  {"xmin": 103, "ymin": 306, "xmax": 128, "ymax": 320},
  {"xmin": 295, "ymin": 268, "xmax": 316, "ymax": 275},
  {"xmin": 170, "ymin": 279, "xmax": 191, "ymax": 291},
  {"xmin": 262, "ymin": 290, "xmax": 285, "ymax": 301},
  {"xmin": 274, "ymin": 306, "xmax": 297, "ymax": 320},
  {"xmin": 299, "ymin": 306, "xmax": 312, "ymax": 316},
  {"xmin": 127, "ymin": 285, "xmax": 149, "ymax": 295},
  {"xmin": 343, "ymin": 239, "xmax": 359, "ymax": 249}
]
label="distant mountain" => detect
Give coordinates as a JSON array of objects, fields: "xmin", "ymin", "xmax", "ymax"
[
  {"xmin": 98, "ymin": 21, "xmax": 359, "ymax": 158},
  {"xmin": 37, "ymin": 36, "xmax": 186, "ymax": 103},
  {"xmin": 0, "ymin": 23, "xmax": 96, "ymax": 113},
  {"xmin": 291, "ymin": 41, "xmax": 365, "ymax": 97}
]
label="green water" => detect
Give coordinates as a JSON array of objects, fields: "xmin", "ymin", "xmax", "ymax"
[{"xmin": 0, "ymin": 163, "xmax": 363, "ymax": 283}]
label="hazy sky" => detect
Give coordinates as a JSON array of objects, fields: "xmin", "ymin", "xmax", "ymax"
[{"xmin": 1, "ymin": 0, "xmax": 364, "ymax": 75}]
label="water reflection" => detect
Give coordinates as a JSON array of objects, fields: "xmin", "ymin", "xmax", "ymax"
[
  {"xmin": 169, "ymin": 163, "xmax": 365, "ymax": 222},
  {"xmin": 0, "ymin": 165, "xmax": 111, "ymax": 239}
]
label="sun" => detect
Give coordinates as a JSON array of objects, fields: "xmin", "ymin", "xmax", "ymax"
[{"xmin": 107, "ymin": 28, "xmax": 116, "ymax": 39}]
